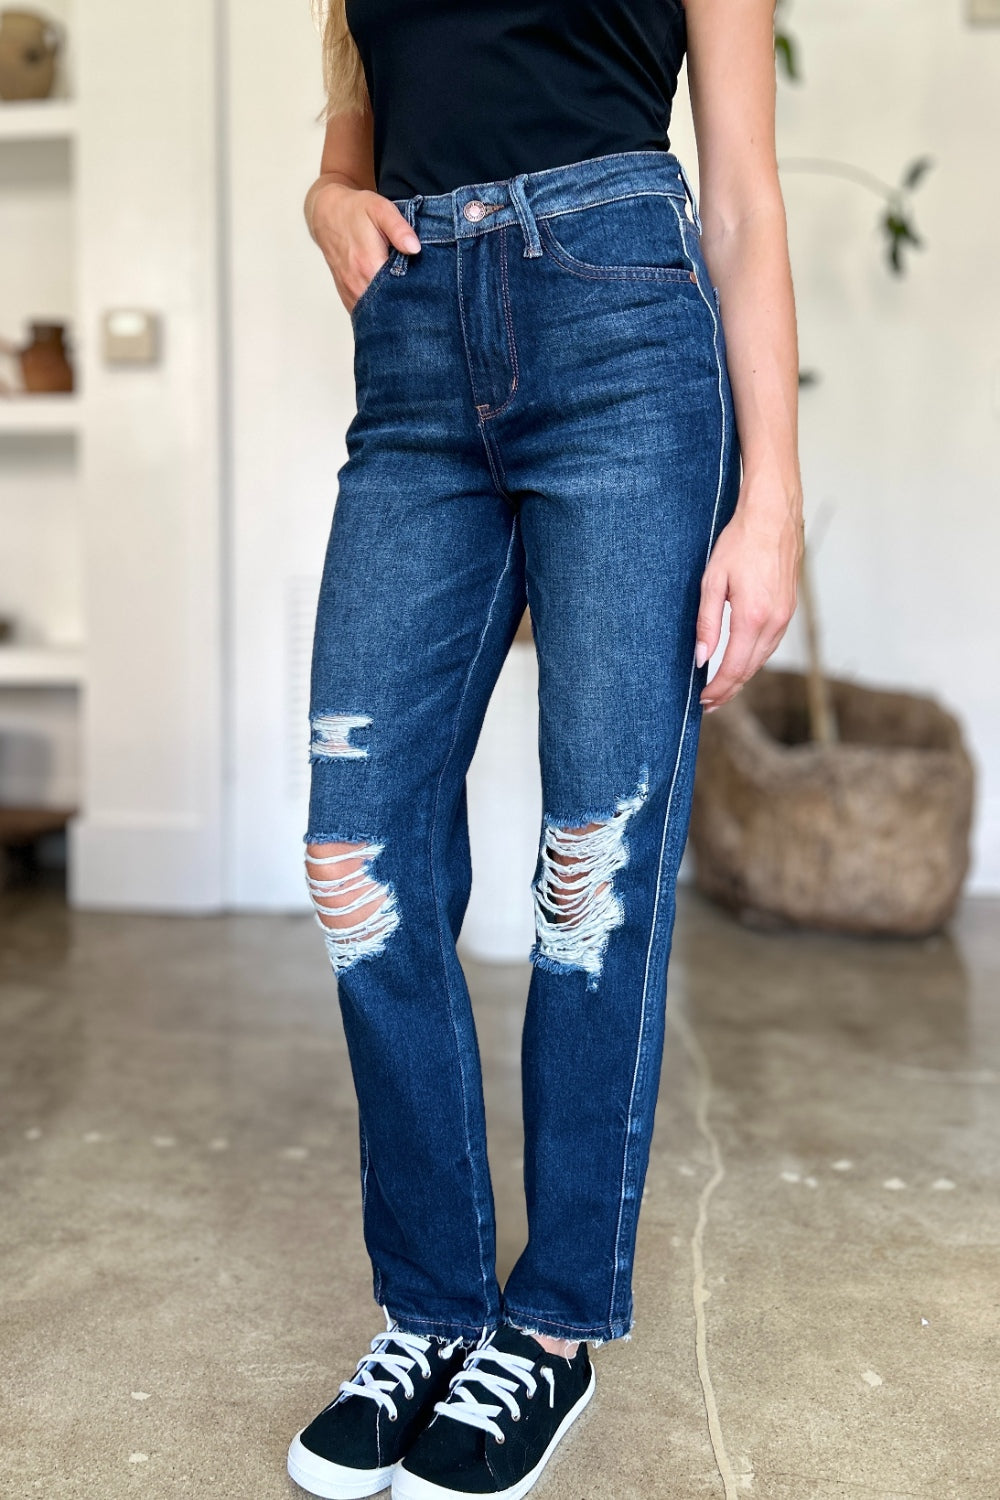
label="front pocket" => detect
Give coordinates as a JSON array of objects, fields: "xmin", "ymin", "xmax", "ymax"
[
  {"xmin": 537, "ymin": 191, "xmax": 696, "ymax": 283},
  {"xmin": 349, "ymin": 250, "xmax": 398, "ymax": 322}
]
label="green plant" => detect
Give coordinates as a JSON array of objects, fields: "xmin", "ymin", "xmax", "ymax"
[
  {"xmin": 773, "ymin": 0, "xmax": 801, "ymax": 81},
  {"xmin": 773, "ymin": 2, "xmax": 933, "ymax": 275}
]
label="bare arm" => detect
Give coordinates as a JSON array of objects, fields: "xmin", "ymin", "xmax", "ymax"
[
  {"xmin": 304, "ymin": 106, "xmax": 421, "ymax": 313},
  {"xmin": 684, "ymin": 0, "xmax": 804, "ymax": 708}
]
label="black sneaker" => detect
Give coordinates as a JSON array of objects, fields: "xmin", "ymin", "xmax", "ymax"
[
  {"xmin": 392, "ymin": 1325, "xmax": 595, "ymax": 1500},
  {"xmin": 288, "ymin": 1317, "xmax": 469, "ymax": 1499}
]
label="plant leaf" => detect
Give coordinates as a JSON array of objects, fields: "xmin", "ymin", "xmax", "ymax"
[
  {"xmin": 902, "ymin": 156, "xmax": 934, "ymax": 191},
  {"xmin": 774, "ymin": 33, "xmax": 799, "ymax": 81}
]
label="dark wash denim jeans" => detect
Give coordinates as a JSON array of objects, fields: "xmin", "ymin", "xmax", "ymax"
[{"xmin": 304, "ymin": 149, "xmax": 741, "ymax": 1345}]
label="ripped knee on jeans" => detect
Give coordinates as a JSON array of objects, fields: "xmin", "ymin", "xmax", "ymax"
[
  {"xmin": 305, "ymin": 839, "xmax": 400, "ymax": 975},
  {"xmin": 529, "ymin": 773, "xmax": 649, "ymax": 993}
]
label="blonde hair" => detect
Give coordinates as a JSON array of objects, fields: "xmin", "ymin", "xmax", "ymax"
[{"xmin": 311, "ymin": 0, "xmax": 371, "ymax": 122}]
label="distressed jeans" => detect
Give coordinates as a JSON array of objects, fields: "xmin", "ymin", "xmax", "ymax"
[{"xmin": 304, "ymin": 149, "xmax": 741, "ymax": 1345}]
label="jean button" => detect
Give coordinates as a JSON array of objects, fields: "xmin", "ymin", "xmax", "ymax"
[{"xmin": 463, "ymin": 200, "xmax": 487, "ymax": 222}]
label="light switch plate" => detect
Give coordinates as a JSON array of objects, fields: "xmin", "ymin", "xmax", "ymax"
[
  {"xmin": 968, "ymin": 0, "xmax": 1000, "ymax": 22},
  {"xmin": 101, "ymin": 308, "xmax": 160, "ymax": 364}
]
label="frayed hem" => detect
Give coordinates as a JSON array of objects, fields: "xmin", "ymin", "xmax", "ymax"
[
  {"xmin": 501, "ymin": 1310, "xmax": 634, "ymax": 1352},
  {"xmin": 527, "ymin": 947, "xmax": 603, "ymax": 993},
  {"xmin": 380, "ymin": 1303, "xmax": 493, "ymax": 1348},
  {"xmin": 303, "ymin": 828, "xmax": 384, "ymax": 847}
]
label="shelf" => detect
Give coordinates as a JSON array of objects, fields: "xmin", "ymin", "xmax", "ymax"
[
  {"xmin": 0, "ymin": 100, "xmax": 77, "ymax": 143},
  {"xmin": 0, "ymin": 646, "xmax": 86, "ymax": 688},
  {"xmin": 0, "ymin": 395, "xmax": 81, "ymax": 435}
]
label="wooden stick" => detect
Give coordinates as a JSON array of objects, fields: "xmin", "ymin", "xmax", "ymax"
[{"xmin": 799, "ymin": 536, "xmax": 838, "ymax": 745}]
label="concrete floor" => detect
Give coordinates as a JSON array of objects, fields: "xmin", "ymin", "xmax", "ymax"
[{"xmin": 1, "ymin": 879, "xmax": 997, "ymax": 1500}]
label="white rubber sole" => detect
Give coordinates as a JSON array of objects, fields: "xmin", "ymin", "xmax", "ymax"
[
  {"xmin": 287, "ymin": 1430, "xmax": 396, "ymax": 1499},
  {"xmin": 390, "ymin": 1364, "xmax": 597, "ymax": 1500}
]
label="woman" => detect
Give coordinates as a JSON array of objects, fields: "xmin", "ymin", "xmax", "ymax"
[{"xmin": 288, "ymin": 2, "xmax": 803, "ymax": 1497}]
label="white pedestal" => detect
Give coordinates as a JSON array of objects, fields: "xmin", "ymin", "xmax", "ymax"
[{"xmin": 460, "ymin": 641, "xmax": 541, "ymax": 964}]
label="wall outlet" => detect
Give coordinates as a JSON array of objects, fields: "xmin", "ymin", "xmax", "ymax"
[
  {"xmin": 967, "ymin": 0, "xmax": 1000, "ymax": 22},
  {"xmin": 101, "ymin": 309, "xmax": 161, "ymax": 365}
]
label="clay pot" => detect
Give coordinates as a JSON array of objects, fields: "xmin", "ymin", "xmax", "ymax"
[
  {"xmin": 0, "ymin": 321, "xmax": 74, "ymax": 393},
  {"xmin": 688, "ymin": 668, "xmax": 975, "ymax": 936},
  {"xmin": 0, "ymin": 9, "xmax": 61, "ymax": 101}
]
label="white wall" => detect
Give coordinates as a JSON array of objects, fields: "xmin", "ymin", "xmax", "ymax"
[
  {"xmin": 227, "ymin": 0, "xmax": 1000, "ymax": 908},
  {"xmin": 224, "ymin": 0, "xmax": 359, "ymax": 907},
  {"xmin": 68, "ymin": 0, "xmax": 224, "ymax": 909},
  {"xmin": 670, "ymin": 3, "xmax": 1000, "ymax": 891}
]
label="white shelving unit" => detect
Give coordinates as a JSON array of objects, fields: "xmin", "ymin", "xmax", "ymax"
[
  {"xmin": 0, "ymin": 8, "xmax": 82, "ymax": 820},
  {"xmin": 0, "ymin": 394, "xmax": 81, "ymax": 434},
  {"xmin": 0, "ymin": 98, "xmax": 77, "ymax": 142},
  {"xmin": 0, "ymin": 645, "xmax": 85, "ymax": 687}
]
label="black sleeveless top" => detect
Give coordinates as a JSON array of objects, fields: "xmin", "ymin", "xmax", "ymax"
[{"xmin": 345, "ymin": 0, "xmax": 687, "ymax": 200}]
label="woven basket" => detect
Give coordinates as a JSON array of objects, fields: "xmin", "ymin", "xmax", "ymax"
[{"xmin": 688, "ymin": 668, "xmax": 974, "ymax": 936}]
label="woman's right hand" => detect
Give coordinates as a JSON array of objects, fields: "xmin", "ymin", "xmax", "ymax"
[{"xmin": 307, "ymin": 180, "xmax": 421, "ymax": 315}]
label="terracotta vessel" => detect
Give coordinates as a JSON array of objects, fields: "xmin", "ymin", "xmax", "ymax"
[
  {"xmin": 0, "ymin": 321, "xmax": 74, "ymax": 393},
  {"xmin": 0, "ymin": 8, "xmax": 61, "ymax": 101}
]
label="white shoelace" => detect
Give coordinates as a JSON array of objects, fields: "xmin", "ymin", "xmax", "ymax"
[
  {"xmin": 433, "ymin": 1340, "xmax": 551, "ymax": 1443},
  {"xmin": 338, "ymin": 1323, "xmax": 464, "ymax": 1422}
]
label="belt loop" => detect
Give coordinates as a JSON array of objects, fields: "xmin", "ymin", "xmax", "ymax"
[
  {"xmin": 675, "ymin": 158, "xmax": 702, "ymax": 236},
  {"xmin": 391, "ymin": 193, "xmax": 424, "ymax": 276},
  {"xmin": 508, "ymin": 173, "xmax": 543, "ymax": 259}
]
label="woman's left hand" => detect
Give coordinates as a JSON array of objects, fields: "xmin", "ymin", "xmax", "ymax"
[{"xmin": 694, "ymin": 480, "xmax": 804, "ymax": 711}]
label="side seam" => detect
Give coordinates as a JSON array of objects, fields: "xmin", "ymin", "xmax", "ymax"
[{"xmin": 606, "ymin": 217, "xmax": 730, "ymax": 1327}]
